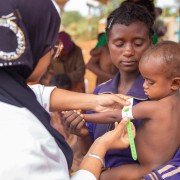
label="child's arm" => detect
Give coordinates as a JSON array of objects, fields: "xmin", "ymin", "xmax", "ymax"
[
  {"xmin": 131, "ymin": 100, "xmax": 160, "ymax": 120},
  {"xmin": 83, "ymin": 100, "xmax": 160, "ymax": 123},
  {"xmin": 84, "ymin": 110, "xmax": 122, "ymax": 123}
]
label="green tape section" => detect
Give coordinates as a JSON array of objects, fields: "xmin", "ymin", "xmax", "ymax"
[{"xmin": 126, "ymin": 118, "xmax": 137, "ymax": 160}]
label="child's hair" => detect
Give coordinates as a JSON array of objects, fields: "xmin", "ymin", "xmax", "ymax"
[
  {"xmin": 53, "ymin": 74, "xmax": 72, "ymax": 90},
  {"xmin": 140, "ymin": 41, "xmax": 180, "ymax": 78},
  {"xmin": 105, "ymin": 2, "xmax": 154, "ymax": 38}
]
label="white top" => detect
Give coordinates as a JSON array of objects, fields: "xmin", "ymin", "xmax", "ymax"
[{"xmin": 0, "ymin": 84, "xmax": 96, "ymax": 180}]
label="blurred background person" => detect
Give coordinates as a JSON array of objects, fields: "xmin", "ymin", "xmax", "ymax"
[
  {"xmin": 86, "ymin": 32, "xmax": 118, "ymax": 86},
  {"xmin": 153, "ymin": 7, "xmax": 167, "ymax": 41},
  {"xmin": 50, "ymin": 31, "xmax": 86, "ymax": 93}
]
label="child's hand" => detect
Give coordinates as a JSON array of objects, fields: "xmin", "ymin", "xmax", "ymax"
[
  {"xmin": 62, "ymin": 110, "xmax": 89, "ymax": 137},
  {"xmin": 96, "ymin": 118, "xmax": 136, "ymax": 150}
]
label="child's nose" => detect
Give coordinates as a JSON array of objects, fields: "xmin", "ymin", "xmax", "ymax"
[{"xmin": 143, "ymin": 81, "xmax": 148, "ymax": 89}]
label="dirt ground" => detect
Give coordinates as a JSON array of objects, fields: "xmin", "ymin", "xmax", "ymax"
[{"xmin": 77, "ymin": 40, "xmax": 98, "ymax": 93}]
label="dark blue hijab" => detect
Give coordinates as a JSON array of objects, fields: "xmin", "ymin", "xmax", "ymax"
[{"xmin": 0, "ymin": 0, "xmax": 73, "ymax": 168}]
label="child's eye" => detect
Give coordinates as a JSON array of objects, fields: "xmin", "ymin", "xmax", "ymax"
[
  {"xmin": 148, "ymin": 81, "xmax": 154, "ymax": 85},
  {"xmin": 144, "ymin": 78, "xmax": 154, "ymax": 86}
]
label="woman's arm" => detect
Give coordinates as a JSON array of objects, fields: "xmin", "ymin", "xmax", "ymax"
[
  {"xmin": 50, "ymin": 88, "xmax": 130, "ymax": 112},
  {"xmin": 100, "ymin": 163, "xmax": 144, "ymax": 180},
  {"xmin": 72, "ymin": 118, "xmax": 134, "ymax": 180}
]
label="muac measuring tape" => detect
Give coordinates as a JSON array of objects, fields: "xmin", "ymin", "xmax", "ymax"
[{"xmin": 122, "ymin": 98, "xmax": 137, "ymax": 160}]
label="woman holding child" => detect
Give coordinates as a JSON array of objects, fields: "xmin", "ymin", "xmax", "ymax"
[{"xmin": 64, "ymin": 2, "xmax": 180, "ymax": 179}]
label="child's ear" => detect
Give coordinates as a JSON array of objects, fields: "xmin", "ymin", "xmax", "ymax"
[{"xmin": 171, "ymin": 77, "xmax": 180, "ymax": 91}]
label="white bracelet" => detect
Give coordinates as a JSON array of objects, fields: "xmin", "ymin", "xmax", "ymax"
[
  {"xmin": 122, "ymin": 97, "xmax": 134, "ymax": 119},
  {"xmin": 84, "ymin": 153, "xmax": 105, "ymax": 167}
]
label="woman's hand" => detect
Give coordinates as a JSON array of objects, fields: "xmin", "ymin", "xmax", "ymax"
[
  {"xmin": 95, "ymin": 94, "xmax": 131, "ymax": 112},
  {"xmin": 78, "ymin": 118, "xmax": 136, "ymax": 180}
]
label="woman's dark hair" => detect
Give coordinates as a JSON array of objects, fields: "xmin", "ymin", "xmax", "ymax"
[
  {"xmin": 105, "ymin": 2, "xmax": 154, "ymax": 38},
  {"xmin": 125, "ymin": 0, "xmax": 155, "ymax": 19}
]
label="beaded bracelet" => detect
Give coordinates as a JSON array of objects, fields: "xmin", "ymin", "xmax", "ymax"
[{"xmin": 84, "ymin": 153, "xmax": 105, "ymax": 167}]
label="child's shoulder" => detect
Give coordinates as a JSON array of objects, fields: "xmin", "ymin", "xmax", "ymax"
[{"xmin": 135, "ymin": 99, "xmax": 165, "ymax": 115}]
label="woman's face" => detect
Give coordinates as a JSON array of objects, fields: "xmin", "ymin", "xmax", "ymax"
[
  {"xmin": 27, "ymin": 40, "xmax": 63, "ymax": 83},
  {"xmin": 108, "ymin": 22, "xmax": 152, "ymax": 74}
]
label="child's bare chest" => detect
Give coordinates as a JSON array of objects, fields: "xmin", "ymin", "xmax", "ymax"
[{"xmin": 135, "ymin": 103, "xmax": 180, "ymax": 168}]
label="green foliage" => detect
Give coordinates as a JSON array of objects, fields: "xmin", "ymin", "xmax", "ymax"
[
  {"xmin": 99, "ymin": 0, "xmax": 123, "ymax": 18},
  {"xmin": 61, "ymin": 10, "xmax": 101, "ymax": 40},
  {"xmin": 60, "ymin": 1, "xmax": 124, "ymax": 41},
  {"xmin": 61, "ymin": 11, "xmax": 86, "ymax": 27},
  {"xmin": 61, "ymin": 11, "xmax": 89, "ymax": 40},
  {"xmin": 163, "ymin": 7, "xmax": 178, "ymax": 17}
]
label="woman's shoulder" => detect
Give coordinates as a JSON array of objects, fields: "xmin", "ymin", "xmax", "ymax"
[{"xmin": 93, "ymin": 79, "xmax": 115, "ymax": 94}]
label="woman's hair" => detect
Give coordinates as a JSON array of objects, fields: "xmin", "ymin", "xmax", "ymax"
[
  {"xmin": 105, "ymin": 2, "xmax": 154, "ymax": 38},
  {"xmin": 125, "ymin": 0, "xmax": 155, "ymax": 19}
]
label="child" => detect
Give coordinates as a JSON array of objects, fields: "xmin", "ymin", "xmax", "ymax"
[{"xmin": 84, "ymin": 41, "xmax": 180, "ymax": 179}]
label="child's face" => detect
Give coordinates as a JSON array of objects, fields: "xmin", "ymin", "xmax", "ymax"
[
  {"xmin": 139, "ymin": 58, "xmax": 173, "ymax": 100},
  {"xmin": 108, "ymin": 22, "xmax": 151, "ymax": 74}
]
